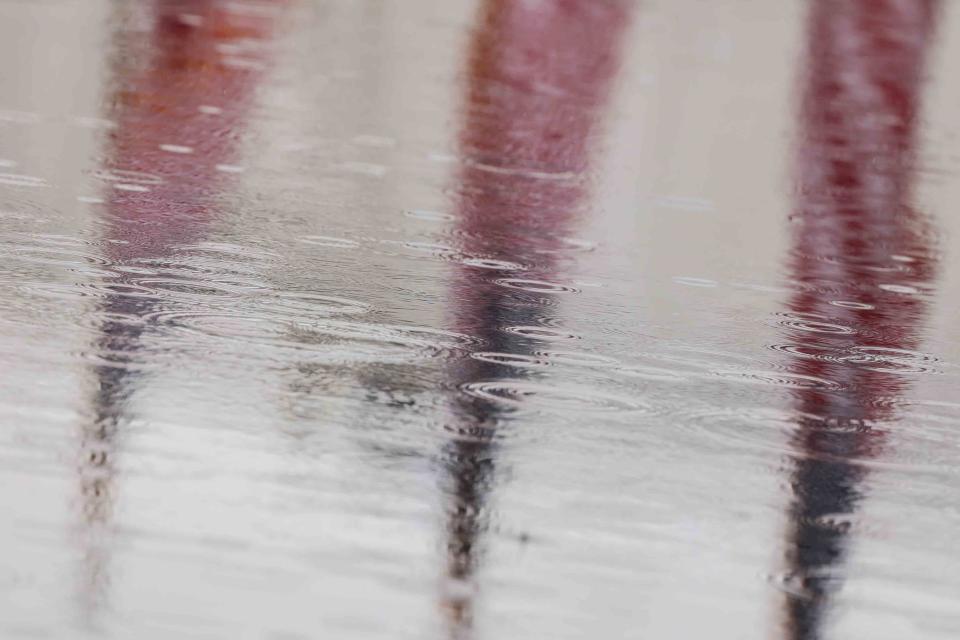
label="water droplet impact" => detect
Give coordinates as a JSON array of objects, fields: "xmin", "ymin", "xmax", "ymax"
[
  {"xmin": 674, "ymin": 406, "xmax": 863, "ymax": 458},
  {"xmin": 114, "ymin": 184, "xmax": 150, "ymax": 193},
  {"xmin": 460, "ymin": 258, "xmax": 524, "ymax": 271},
  {"xmin": 465, "ymin": 160, "xmax": 578, "ymax": 182},
  {"xmin": 300, "ymin": 235, "xmax": 359, "ymax": 249},
  {"xmin": 0, "ymin": 233, "xmax": 111, "ymax": 269},
  {"xmin": 538, "ymin": 350, "xmax": 619, "ymax": 367},
  {"xmin": 560, "ymin": 237, "xmax": 598, "ymax": 252},
  {"xmin": 835, "ymin": 346, "xmax": 940, "ymax": 374},
  {"xmin": 94, "ymin": 169, "xmax": 163, "ymax": 185},
  {"xmin": 502, "ymin": 326, "xmax": 581, "ymax": 341},
  {"xmin": 768, "ymin": 343, "xmax": 840, "ymax": 362},
  {"xmin": 0, "ymin": 173, "xmax": 47, "ymax": 188},
  {"xmin": 259, "ymin": 291, "xmax": 371, "ymax": 316},
  {"xmin": 159, "ymin": 144, "xmax": 194, "ymax": 154},
  {"xmin": 404, "ymin": 209, "xmax": 454, "ymax": 222},
  {"xmin": 178, "ymin": 13, "xmax": 204, "ymax": 27},
  {"xmin": 829, "ymin": 300, "xmax": 874, "ymax": 310},
  {"xmin": 878, "ymin": 283, "xmax": 919, "ymax": 295},
  {"xmin": 470, "ymin": 352, "xmax": 551, "ymax": 367},
  {"xmin": 402, "ymin": 241, "xmax": 455, "ymax": 255},
  {"xmin": 469, "ymin": 349, "xmax": 615, "ymax": 371},
  {"xmin": 494, "ymin": 279, "xmax": 580, "ymax": 294},
  {"xmin": 775, "ymin": 313, "xmax": 855, "ymax": 335},
  {"xmin": 712, "ymin": 369, "xmax": 841, "ymax": 390},
  {"xmin": 460, "ymin": 380, "xmax": 648, "ymax": 415}
]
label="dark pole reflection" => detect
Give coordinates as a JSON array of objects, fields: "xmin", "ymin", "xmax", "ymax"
[
  {"xmin": 79, "ymin": 0, "xmax": 282, "ymax": 621},
  {"xmin": 441, "ymin": 1, "xmax": 629, "ymax": 637},
  {"xmin": 781, "ymin": 1, "xmax": 938, "ymax": 638}
]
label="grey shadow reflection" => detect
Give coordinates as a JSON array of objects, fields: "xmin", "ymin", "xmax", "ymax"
[
  {"xmin": 439, "ymin": 1, "xmax": 631, "ymax": 637},
  {"xmin": 780, "ymin": 1, "xmax": 939, "ymax": 638},
  {"xmin": 79, "ymin": 0, "xmax": 283, "ymax": 622}
]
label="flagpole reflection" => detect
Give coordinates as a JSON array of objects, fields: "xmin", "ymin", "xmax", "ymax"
[
  {"xmin": 79, "ymin": 0, "xmax": 283, "ymax": 622},
  {"xmin": 441, "ymin": 1, "xmax": 630, "ymax": 637},
  {"xmin": 780, "ymin": 2, "xmax": 938, "ymax": 637}
]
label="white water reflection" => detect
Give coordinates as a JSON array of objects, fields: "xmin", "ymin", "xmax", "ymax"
[{"xmin": 1, "ymin": 1, "xmax": 960, "ymax": 639}]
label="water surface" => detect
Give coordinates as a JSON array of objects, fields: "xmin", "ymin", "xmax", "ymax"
[{"xmin": 1, "ymin": 1, "xmax": 960, "ymax": 638}]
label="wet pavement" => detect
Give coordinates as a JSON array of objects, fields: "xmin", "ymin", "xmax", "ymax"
[{"xmin": 1, "ymin": 0, "xmax": 960, "ymax": 638}]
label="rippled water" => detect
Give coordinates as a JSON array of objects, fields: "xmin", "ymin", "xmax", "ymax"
[{"xmin": 2, "ymin": 0, "xmax": 960, "ymax": 638}]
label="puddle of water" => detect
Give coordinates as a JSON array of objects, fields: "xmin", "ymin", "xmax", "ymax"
[{"xmin": 0, "ymin": 1, "xmax": 959, "ymax": 639}]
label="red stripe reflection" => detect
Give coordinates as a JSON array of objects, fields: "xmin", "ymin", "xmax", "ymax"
[{"xmin": 782, "ymin": 1, "xmax": 938, "ymax": 637}]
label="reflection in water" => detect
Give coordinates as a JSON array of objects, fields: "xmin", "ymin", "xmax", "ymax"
[
  {"xmin": 440, "ymin": 1, "xmax": 629, "ymax": 637},
  {"xmin": 781, "ymin": 1, "xmax": 939, "ymax": 638},
  {"xmin": 80, "ymin": 0, "xmax": 281, "ymax": 622}
]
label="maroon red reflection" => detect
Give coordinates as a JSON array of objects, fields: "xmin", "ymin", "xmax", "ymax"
[
  {"xmin": 781, "ymin": 1, "xmax": 938, "ymax": 637},
  {"xmin": 79, "ymin": 0, "xmax": 282, "ymax": 618},
  {"xmin": 440, "ymin": 1, "xmax": 629, "ymax": 637}
]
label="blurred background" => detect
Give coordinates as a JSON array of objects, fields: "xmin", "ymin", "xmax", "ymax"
[{"xmin": 0, "ymin": 0, "xmax": 959, "ymax": 638}]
